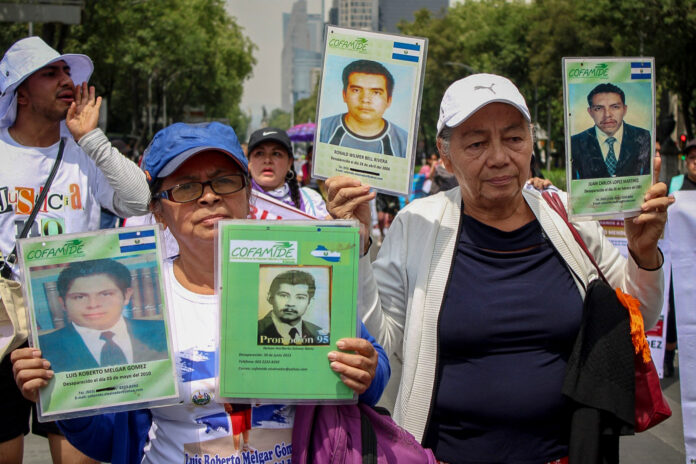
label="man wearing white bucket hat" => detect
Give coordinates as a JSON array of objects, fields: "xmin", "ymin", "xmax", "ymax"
[{"xmin": 0, "ymin": 37, "xmax": 149, "ymax": 463}]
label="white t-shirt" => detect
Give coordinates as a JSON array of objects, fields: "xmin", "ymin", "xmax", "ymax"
[
  {"xmin": 143, "ymin": 260, "xmax": 293, "ymax": 464},
  {"xmin": 0, "ymin": 128, "xmax": 115, "ymax": 276}
]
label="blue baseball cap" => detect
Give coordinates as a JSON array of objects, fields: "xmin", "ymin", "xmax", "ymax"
[{"xmin": 141, "ymin": 122, "xmax": 248, "ymax": 184}]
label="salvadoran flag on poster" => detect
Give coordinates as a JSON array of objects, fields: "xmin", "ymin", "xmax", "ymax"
[
  {"xmin": 392, "ymin": 42, "xmax": 420, "ymax": 63},
  {"xmin": 119, "ymin": 229, "xmax": 156, "ymax": 253},
  {"xmin": 631, "ymin": 61, "xmax": 651, "ymax": 80}
]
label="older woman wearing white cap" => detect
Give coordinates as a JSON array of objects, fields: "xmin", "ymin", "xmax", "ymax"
[{"xmin": 327, "ymin": 73, "xmax": 671, "ymax": 463}]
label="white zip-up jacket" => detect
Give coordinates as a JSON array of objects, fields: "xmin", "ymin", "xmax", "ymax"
[{"xmin": 359, "ymin": 185, "xmax": 664, "ymax": 443}]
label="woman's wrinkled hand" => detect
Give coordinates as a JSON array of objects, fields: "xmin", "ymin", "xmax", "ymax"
[
  {"xmin": 526, "ymin": 177, "xmax": 553, "ymax": 190},
  {"xmin": 328, "ymin": 338, "xmax": 377, "ymax": 395},
  {"xmin": 625, "ymin": 155, "xmax": 674, "ymax": 269},
  {"xmin": 325, "ymin": 176, "xmax": 375, "ymax": 255}
]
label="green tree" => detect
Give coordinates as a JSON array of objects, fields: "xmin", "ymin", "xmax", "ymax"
[
  {"xmin": 655, "ymin": 0, "xmax": 696, "ymax": 139},
  {"xmin": 1, "ymin": 1, "xmax": 255, "ymax": 145},
  {"xmin": 65, "ymin": 0, "xmax": 255, "ymax": 143},
  {"xmin": 0, "ymin": 22, "xmax": 30, "ymax": 53},
  {"xmin": 399, "ymin": 0, "xmax": 696, "ymax": 157},
  {"xmin": 294, "ymin": 80, "xmax": 319, "ymax": 124},
  {"xmin": 399, "ymin": 1, "xmax": 533, "ymax": 152},
  {"xmin": 234, "ymin": 109, "xmax": 252, "ymax": 143},
  {"xmin": 267, "ymin": 108, "xmax": 291, "ymax": 130},
  {"xmin": 574, "ymin": 0, "xmax": 696, "ymax": 139}
]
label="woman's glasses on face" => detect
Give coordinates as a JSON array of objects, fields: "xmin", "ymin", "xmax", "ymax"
[{"xmin": 157, "ymin": 174, "xmax": 247, "ymax": 203}]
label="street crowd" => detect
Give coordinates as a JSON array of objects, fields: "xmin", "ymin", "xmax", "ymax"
[{"xmin": 0, "ymin": 33, "xmax": 685, "ymax": 464}]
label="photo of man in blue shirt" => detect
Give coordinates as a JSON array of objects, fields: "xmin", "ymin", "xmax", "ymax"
[{"xmin": 319, "ymin": 59, "xmax": 408, "ymax": 158}]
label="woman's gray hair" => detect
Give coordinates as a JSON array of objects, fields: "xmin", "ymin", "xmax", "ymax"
[{"xmin": 436, "ymin": 126, "xmax": 454, "ymax": 157}]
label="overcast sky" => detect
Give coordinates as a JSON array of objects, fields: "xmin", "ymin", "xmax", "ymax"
[{"xmin": 225, "ymin": 0, "xmax": 459, "ymax": 131}]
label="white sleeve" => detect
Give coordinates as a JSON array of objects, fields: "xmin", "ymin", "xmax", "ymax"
[
  {"xmin": 78, "ymin": 129, "xmax": 150, "ymax": 217},
  {"xmin": 552, "ymin": 188, "xmax": 664, "ymax": 329},
  {"xmin": 359, "ymin": 213, "xmax": 408, "ymax": 358}
]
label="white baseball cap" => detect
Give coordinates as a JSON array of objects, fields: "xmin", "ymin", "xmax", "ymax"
[
  {"xmin": 0, "ymin": 36, "xmax": 93, "ymax": 127},
  {"xmin": 437, "ymin": 73, "xmax": 530, "ymax": 134}
]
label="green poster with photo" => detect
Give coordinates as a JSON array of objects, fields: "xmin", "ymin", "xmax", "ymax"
[
  {"xmin": 563, "ymin": 57, "xmax": 655, "ymax": 220},
  {"xmin": 18, "ymin": 226, "xmax": 178, "ymax": 421},
  {"xmin": 217, "ymin": 220, "xmax": 360, "ymax": 402}
]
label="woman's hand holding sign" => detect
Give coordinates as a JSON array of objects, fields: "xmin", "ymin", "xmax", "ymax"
[
  {"xmin": 328, "ymin": 337, "xmax": 378, "ymax": 395},
  {"xmin": 325, "ymin": 176, "xmax": 375, "ymax": 256}
]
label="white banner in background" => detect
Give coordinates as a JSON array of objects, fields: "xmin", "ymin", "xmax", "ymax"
[{"xmin": 666, "ymin": 191, "xmax": 696, "ymax": 464}]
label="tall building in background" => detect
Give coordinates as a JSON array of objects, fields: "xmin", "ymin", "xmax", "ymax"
[
  {"xmin": 281, "ymin": 0, "xmax": 323, "ymax": 113},
  {"xmin": 328, "ymin": 0, "xmax": 339, "ymax": 26},
  {"xmin": 378, "ymin": 0, "xmax": 448, "ymax": 33},
  {"xmin": 338, "ymin": 0, "xmax": 378, "ymax": 31},
  {"xmin": 334, "ymin": 0, "xmax": 447, "ymax": 33}
]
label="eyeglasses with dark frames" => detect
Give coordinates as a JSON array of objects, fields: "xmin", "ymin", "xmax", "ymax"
[{"xmin": 157, "ymin": 174, "xmax": 247, "ymax": 203}]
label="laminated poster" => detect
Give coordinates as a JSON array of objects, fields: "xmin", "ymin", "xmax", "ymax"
[
  {"xmin": 563, "ymin": 57, "xmax": 655, "ymax": 220},
  {"xmin": 18, "ymin": 226, "xmax": 178, "ymax": 421},
  {"xmin": 217, "ymin": 220, "xmax": 359, "ymax": 402},
  {"xmin": 313, "ymin": 25, "xmax": 428, "ymax": 196}
]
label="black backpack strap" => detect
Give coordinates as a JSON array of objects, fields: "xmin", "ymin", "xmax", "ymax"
[
  {"xmin": 360, "ymin": 407, "xmax": 378, "ymax": 464},
  {"xmin": 371, "ymin": 406, "xmax": 391, "ymax": 416},
  {"xmin": 305, "ymin": 405, "xmax": 318, "ymax": 464}
]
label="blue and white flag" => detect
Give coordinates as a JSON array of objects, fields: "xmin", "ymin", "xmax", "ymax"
[
  {"xmin": 392, "ymin": 42, "xmax": 420, "ymax": 63},
  {"xmin": 119, "ymin": 229, "xmax": 156, "ymax": 253},
  {"xmin": 631, "ymin": 61, "xmax": 652, "ymax": 80}
]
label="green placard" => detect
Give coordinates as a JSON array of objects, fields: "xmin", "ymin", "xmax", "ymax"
[
  {"xmin": 18, "ymin": 226, "xmax": 178, "ymax": 420},
  {"xmin": 218, "ymin": 220, "xmax": 359, "ymax": 401}
]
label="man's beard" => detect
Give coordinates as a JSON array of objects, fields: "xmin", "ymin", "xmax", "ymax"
[{"xmin": 30, "ymin": 98, "xmax": 70, "ymax": 123}]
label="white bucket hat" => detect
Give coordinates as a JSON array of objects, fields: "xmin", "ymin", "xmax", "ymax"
[
  {"xmin": 0, "ymin": 36, "xmax": 93, "ymax": 128},
  {"xmin": 437, "ymin": 73, "xmax": 530, "ymax": 134}
]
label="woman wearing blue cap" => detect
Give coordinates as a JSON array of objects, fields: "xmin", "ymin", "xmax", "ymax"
[{"xmin": 11, "ymin": 122, "xmax": 389, "ymax": 463}]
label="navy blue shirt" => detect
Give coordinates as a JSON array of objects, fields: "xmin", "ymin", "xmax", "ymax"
[{"xmin": 423, "ymin": 213, "xmax": 583, "ymax": 464}]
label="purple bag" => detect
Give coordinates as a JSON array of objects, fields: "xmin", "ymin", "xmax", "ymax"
[{"xmin": 292, "ymin": 403, "xmax": 437, "ymax": 464}]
